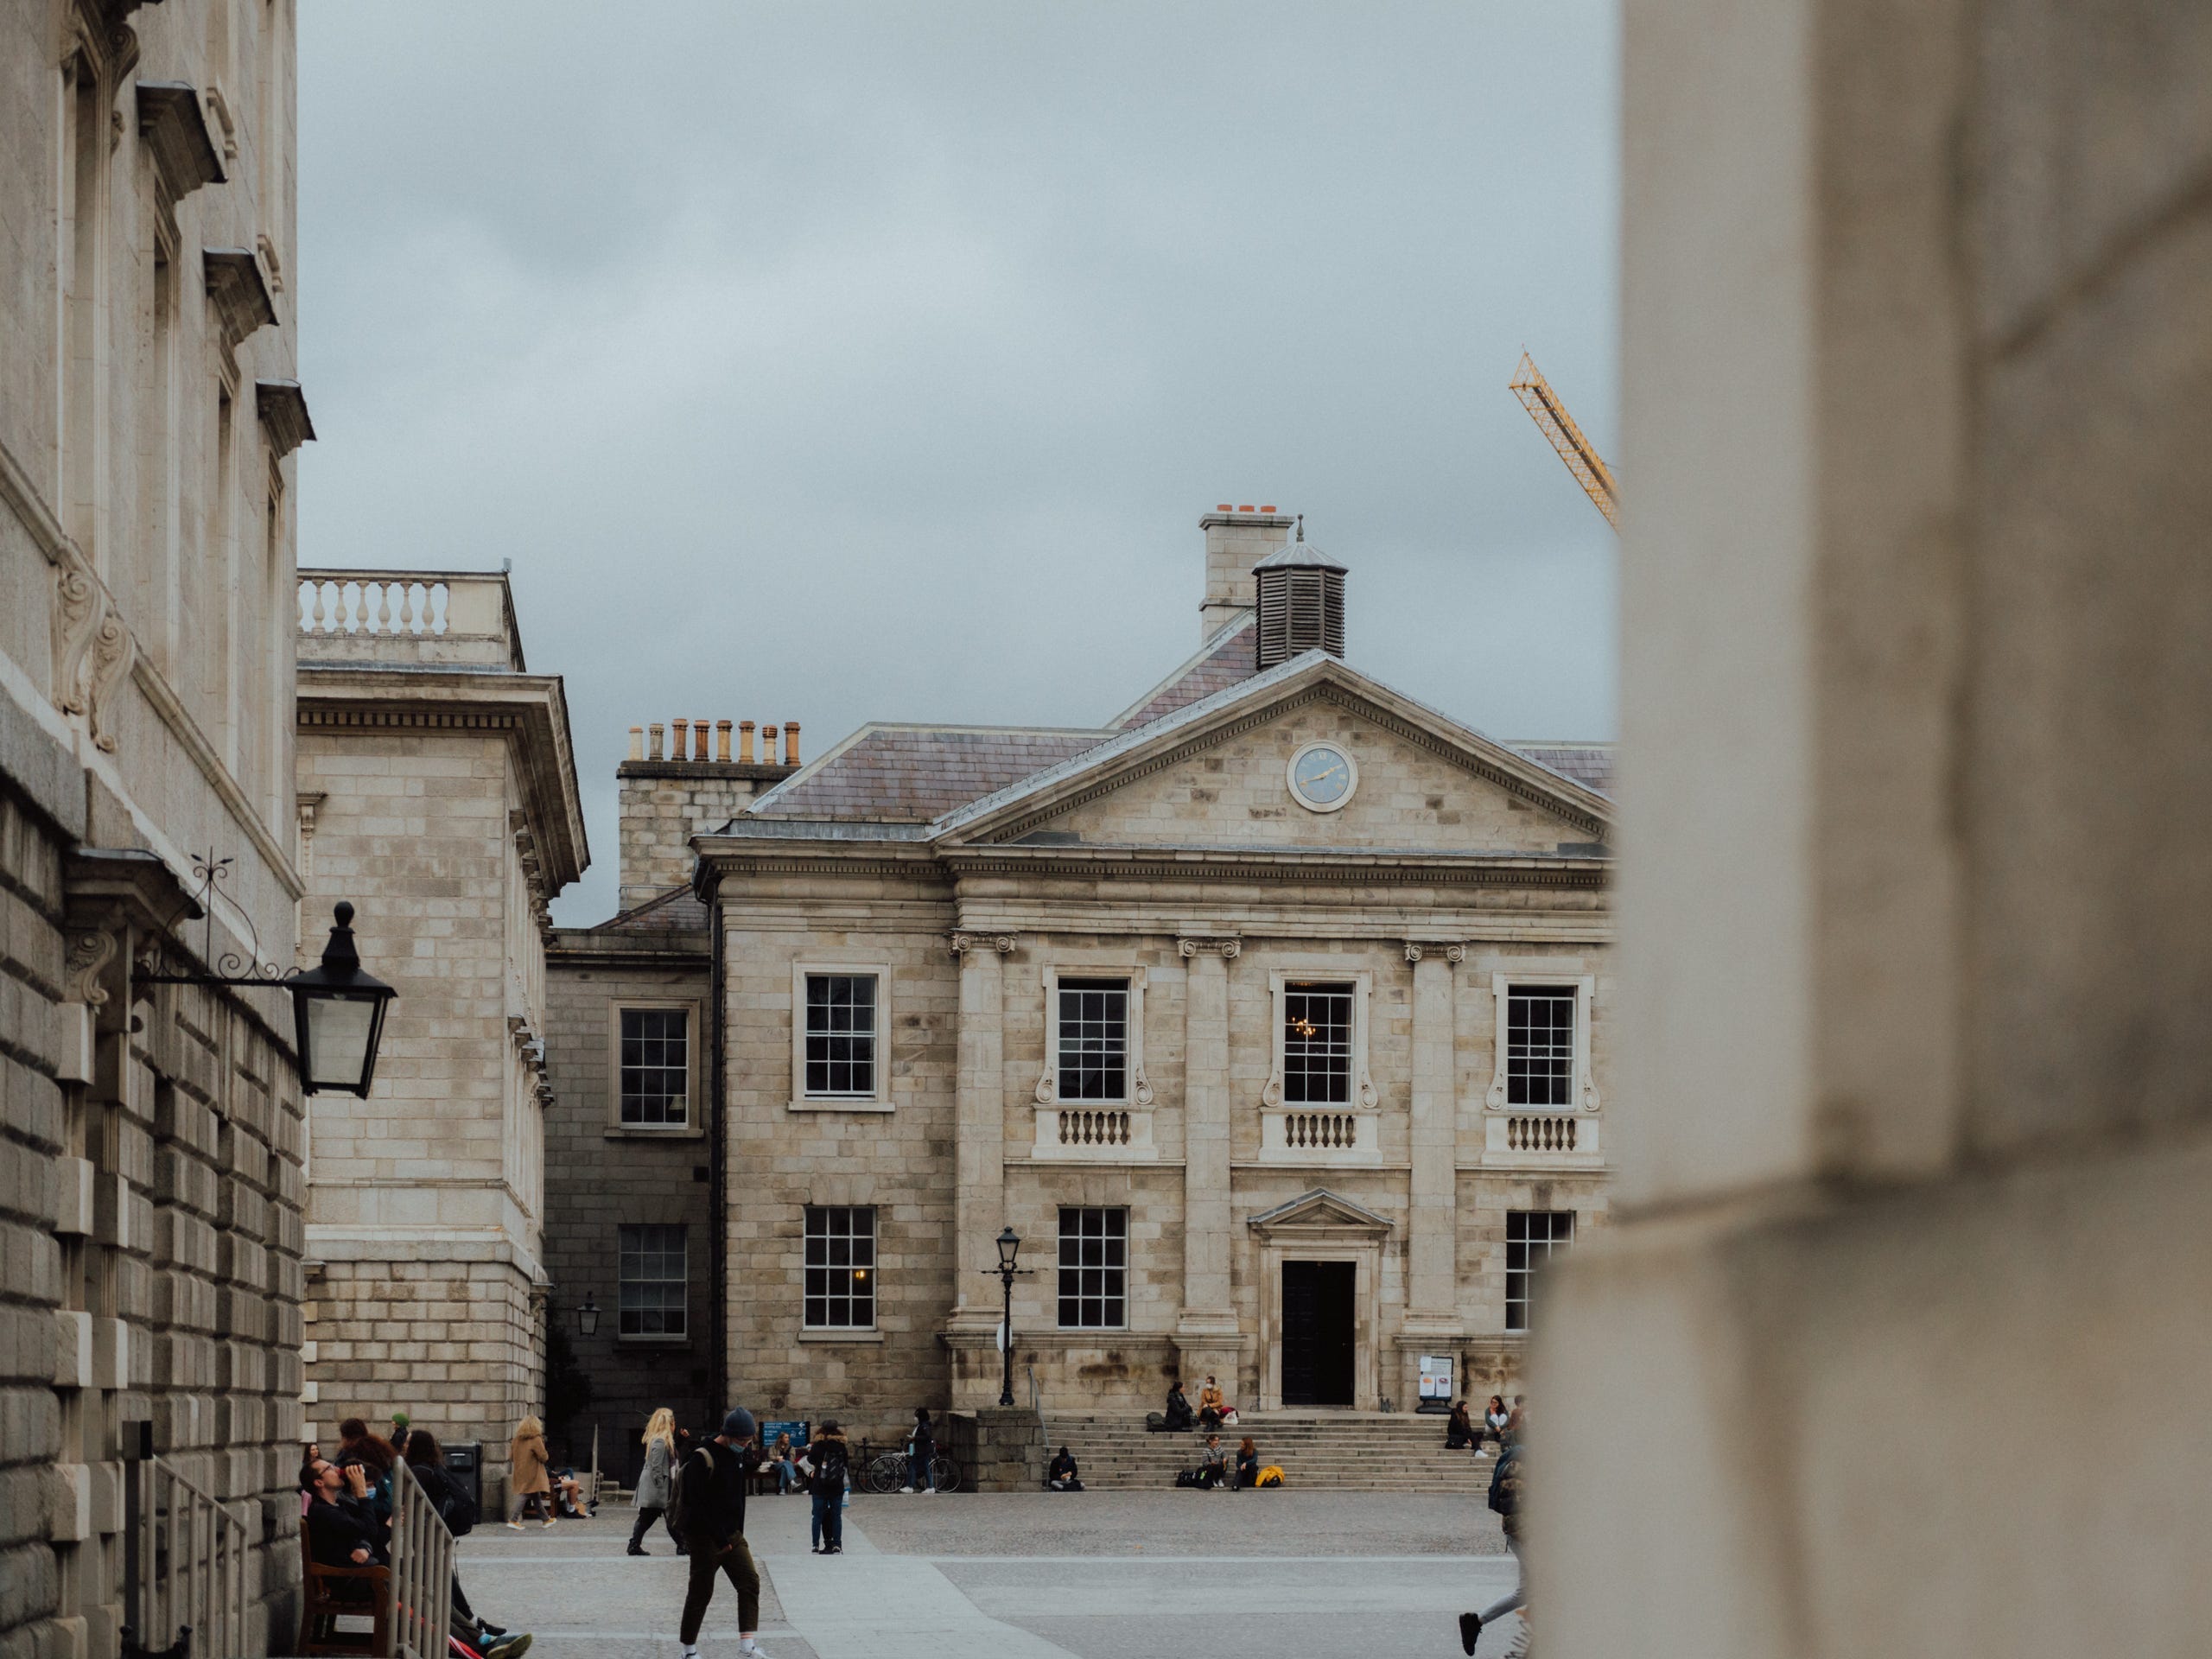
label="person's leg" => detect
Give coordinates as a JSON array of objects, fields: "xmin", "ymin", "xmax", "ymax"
[
  {"xmin": 679, "ymin": 1544, "xmax": 721, "ymax": 1645},
  {"xmin": 726, "ymin": 1536, "xmax": 762, "ymax": 1634},
  {"xmin": 629, "ymin": 1504, "xmax": 658, "ymax": 1551},
  {"xmin": 810, "ymin": 1488, "xmax": 827, "ymax": 1549},
  {"xmin": 1475, "ymin": 1533, "xmax": 1529, "ymax": 1623},
  {"xmin": 824, "ymin": 1487, "xmax": 843, "ymax": 1549}
]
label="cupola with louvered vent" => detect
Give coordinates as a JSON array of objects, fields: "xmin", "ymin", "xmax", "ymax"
[{"xmin": 1251, "ymin": 518, "xmax": 1347, "ymax": 668}]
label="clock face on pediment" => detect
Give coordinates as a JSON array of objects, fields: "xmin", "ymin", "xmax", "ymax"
[{"xmin": 1287, "ymin": 741, "xmax": 1357, "ymax": 813}]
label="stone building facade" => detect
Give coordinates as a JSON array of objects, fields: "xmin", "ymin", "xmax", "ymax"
[
  {"xmin": 294, "ymin": 570, "xmax": 587, "ymax": 1506},
  {"xmin": 540, "ymin": 723, "xmax": 794, "ymax": 1479},
  {"xmin": 1, "ymin": 4, "xmax": 315, "ymax": 1654},
  {"xmin": 547, "ymin": 509, "xmax": 1612, "ymax": 1452}
]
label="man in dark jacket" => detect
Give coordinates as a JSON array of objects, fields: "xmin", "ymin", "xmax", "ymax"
[
  {"xmin": 676, "ymin": 1407, "xmax": 764, "ymax": 1659},
  {"xmin": 302, "ymin": 1459, "xmax": 385, "ymax": 1567}
]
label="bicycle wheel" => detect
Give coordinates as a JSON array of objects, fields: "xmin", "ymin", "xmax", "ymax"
[
  {"xmin": 928, "ymin": 1454, "xmax": 960, "ymax": 1494},
  {"xmin": 866, "ymin": 1454, "xmax": 901, "ymax": 1495}
]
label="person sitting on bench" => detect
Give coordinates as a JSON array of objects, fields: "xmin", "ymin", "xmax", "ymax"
[{"xmin": 302, "ymin": 1458, "xmax": 384, "ymax": 1567}]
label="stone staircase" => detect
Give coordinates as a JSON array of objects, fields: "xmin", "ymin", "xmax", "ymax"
[{"xmin": 1041, "ymin": 1411, "xmax": 1494, "ymax": 1491}]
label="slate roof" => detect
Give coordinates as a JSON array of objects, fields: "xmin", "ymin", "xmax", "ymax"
[
  {"xmin": 599, "ymin": 883, "xmax": 710, "ymax": 933},
  {"xmin": 746, "ymin": 724, "xmax": 1114, "ymax": 823},
  {"xmin": 1109, "ymin": 614, "xmax": 1261, "ymax": 729},
  {"xmin": 1510, "ymin": 743, "xmax": 1616, "ymax": 798}
]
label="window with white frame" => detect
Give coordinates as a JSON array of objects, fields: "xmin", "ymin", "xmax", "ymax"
[
  {"xmin": 803, "ymin": 1205, "xmax": 876, "ymax": 1329},
  {"xmin": 804, "ymin": 975, "xmax": 877, "ymax": 1097},
  {"xmin": 1057, "ymin": 1206, "xmax": 1128, "ymax": 1328},
  {"xmin": 1504, "ymin": 1210, "xmax": 1573, "ymax": 1332},
  {"xmin": 618, "ymin": 1007, "xmax": 690, "ymax": 1126},
  {"xmin": 1057, "ymin": 979, "xmax": 1128, "ymax": 1102},
  {"xmin": 1282, "ymin": 982, "xmax": 1356, "ymax": 1104},
  {"xmin": 618, "ymin": 1224, "xmax": 686, "ymax": 1338},
  {"xmin": 1506, "ymin": 986, "xmax": 1578, "ymax": 1108}
]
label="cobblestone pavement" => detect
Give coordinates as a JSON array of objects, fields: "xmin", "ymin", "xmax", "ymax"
[{"xmin": 452, "ymin": 1491, "xmax": 1525, "ymax": 1658}]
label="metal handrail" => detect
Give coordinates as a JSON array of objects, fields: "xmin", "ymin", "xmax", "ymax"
[
  {"xmin": 123, "ymin": 1430, "xmax": 252, "ymax": 1658},
  {"xmin": 385, "ymin": 1459, "xmax": 455, "ymax": 1658}
]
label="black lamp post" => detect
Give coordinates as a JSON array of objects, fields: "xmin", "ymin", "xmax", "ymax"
[
  {"xmin": 576, "ymin": 1300, "xmax": 601, "ymax": 1338},
  {"xmin": 991, "ymin": 1226, "xmax": 1030, "ymax": 1408}
]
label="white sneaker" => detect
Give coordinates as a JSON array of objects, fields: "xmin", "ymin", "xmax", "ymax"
[
  {"xmin": 899, "ymin": 1486, "xmax": 912, "ymax": 1494},
  {"xmin": 505, "ymin": 1521, "xmax": 524, "ymax": 1530},
  {"xmin": 920, "ymin": 1488, "xmax": 935, "ymax": 1497}
]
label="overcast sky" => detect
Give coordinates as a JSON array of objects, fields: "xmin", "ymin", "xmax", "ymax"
[{"xmin": 296, "ymin": 2, "xmax": 1620, "ymax": 925}]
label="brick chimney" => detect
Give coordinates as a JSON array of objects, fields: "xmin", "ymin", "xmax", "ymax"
[{"xmin": 1198, "ymin": 504, "xmax": 1294, "ymax": 642}]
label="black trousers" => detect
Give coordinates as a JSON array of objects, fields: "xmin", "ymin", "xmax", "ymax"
[
  {"xmin": 679, "ymin": 1536, "xmax": 760, "ymax": 1643},
  {"xmin": 629, "ymin": 1504, "xmax": 671, "ymax": 1548}
]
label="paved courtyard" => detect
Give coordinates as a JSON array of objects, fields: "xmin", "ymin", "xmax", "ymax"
[{"xmin": 453, "ymin": 1490, "xmax": 1525, "ymax": 1657}]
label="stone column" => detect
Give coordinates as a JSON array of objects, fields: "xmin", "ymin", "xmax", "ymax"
[
  {"xmin": 947, "ymin": 932, "xmax": 1016, "ymax": 1398},
  {"xmin": 1398, "ymin": 943, "xmax": 1468, "ymax": 1407},
  {"xmin": 1174, "ymin": 937, "xmax": 1242, "ymax": 1386}
]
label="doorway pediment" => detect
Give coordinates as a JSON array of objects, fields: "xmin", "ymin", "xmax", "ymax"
[{"xmin": 1247, "ymin": 1187, "xmax": 1395, "ymax": 1237}]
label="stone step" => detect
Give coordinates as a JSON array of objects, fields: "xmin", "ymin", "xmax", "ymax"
[{"xmin": 1039, "ymin": 1412, "xmax": 1496, "ymax": 1491}]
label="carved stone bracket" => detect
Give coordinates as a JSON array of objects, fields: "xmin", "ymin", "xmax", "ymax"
[
  {"xmin": 949, "ymin": 931, "xmax": 1017, "ymax": 957},
  {"xmin": 1404, "ymin": 942, "xmax": 1469, "ymax": 964},
  {"xmin": 51, "ymin": 548, "xmax": 135, "ymax": 750},
  {"xmin": 1177, "ymin": 937, "xmax": 1242, "ymax": 959},
  {"xmin": 64, "ymin": 930, "xmax": 117, "ymax": 1007}
]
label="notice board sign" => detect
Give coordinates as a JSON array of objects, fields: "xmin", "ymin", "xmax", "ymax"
[{"xmin": 1416, "ymin": 1352, "xmax": 1455, "ymax": 1411}]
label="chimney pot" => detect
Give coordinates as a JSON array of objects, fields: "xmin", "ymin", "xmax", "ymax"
[
  {"xmin": 1217, "ymin": 503, "xmax": 1233, "ymax": 511},
  {"xmin": 648, "ymin": 722, "xmax": 665, "ymax": 761},
  {"xmin": 783, "ymin": 721, "xmax": 801, "ymax": 766},
  {"xmin": 672, "ymin": 719, "xmax": 690, "ymax": 758},
  {"xmin": 693, "ymin": 719, "xmax": 710, "ymax": 761},
  {"xmin": 715, "ymin": 720, "xmax": 733, "ymax": 763},
  {"xmin": 628, "ymin": 726, "xmax": 644, "ymax": 762},
  {"xmin": 738, "ymin": 721, "xmax": 755, "ymax": 764},
  {"xmin": 762, "ymin": 725, "xmax": 777, "ymax": 755},
  {"xmin": 1260, "ymin": 505, "xmax": 1276, "ymax": 512},
  {"xmin": 1239, "ymin": 504, "xmax": 1255, "ymax": 512}
]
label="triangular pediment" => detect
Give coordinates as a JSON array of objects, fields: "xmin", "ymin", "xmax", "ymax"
[
  {"xmin": 931, "ymin": 652, "xmax": 1611, "ymax": 855},
  {"xmin": 1246, "ymin": 1187, "xmax": 1395, "ymax": 1236}
]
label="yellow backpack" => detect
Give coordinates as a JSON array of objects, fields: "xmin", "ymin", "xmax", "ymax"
[{"xmin": 1255, "ymin": 1465, "xmax": 1285, "ymax": 1488}]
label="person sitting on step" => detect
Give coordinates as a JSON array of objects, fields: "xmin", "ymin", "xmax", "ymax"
[
  {"xmin": 1162, "ymin": 1379, "xmax": 1195, "ymax": 1433},
  {"xmin": 1047, "ymin": 1447, "xmax": 1084, "ymax": 1491}
]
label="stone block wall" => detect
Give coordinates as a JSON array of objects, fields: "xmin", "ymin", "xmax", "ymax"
[
  {"xmin": 2, "ymin": 783, "xmax": 308, "ymax": 1659},
  {"xmin": 541, "ymin": 944, "xmax": 715, "ymax": 1480},
  {"xmin": 614, "ymin": 759, "xmax": 792, "ymax": 909}
]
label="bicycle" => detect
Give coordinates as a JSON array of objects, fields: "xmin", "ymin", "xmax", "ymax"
[{"xmin": 863, "ymin": 1452, "xmax": 960, "ymax": 1494}]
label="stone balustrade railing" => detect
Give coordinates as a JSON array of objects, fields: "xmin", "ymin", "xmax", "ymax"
[
  {"xmin": 1033, "ymin": 1103, "xmax": 1157, "ymax": 1162},
  {"xmin": 297, "ymin": 570, "xmax": 521, "ymax": 669},
  {"xmin": 1259, "ymin": 1106, "xmax": 1382, "ymax": 1167}
]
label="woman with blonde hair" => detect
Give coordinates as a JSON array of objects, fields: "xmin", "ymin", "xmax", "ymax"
[
  {"xmin": 627, "ymin": 1408, "xmax": 680, "ymax": 1556},
  {"xmin": 506, "ymin": 1414, "xmax": 554, "ymax": 1529}
]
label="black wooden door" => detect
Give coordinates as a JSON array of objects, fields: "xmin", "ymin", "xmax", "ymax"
[{"xmin": 1280, "ymin": 1260, "xmax": 1357, "ymax": 1406}]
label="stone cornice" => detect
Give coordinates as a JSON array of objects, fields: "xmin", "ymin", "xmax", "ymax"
[
  {"xmin": 135, "ymin": 80, "xmax": 224, "ymax": 200},
  {"xmin": 947, "ymin": 845, "xmax": 1608, "ymax": 890},
  {"xmin": 297, "ymin": 668, "xmax": 589, "ymax": 893},
  {"xmin": 255, "ymin": 379, "xmax": 315, "ymax": 458},
  {"xmin": 202, "ymin": 247, "xmax": 276, "ymax": 347},
  {"xmin": 619, "ymin": 759, "xmax": 796, "ymax": 784}
]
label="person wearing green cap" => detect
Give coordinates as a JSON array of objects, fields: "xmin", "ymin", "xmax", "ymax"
[{"xmin": 390, "ymin": 1411, "xmax": 410, "ymax": 1446}]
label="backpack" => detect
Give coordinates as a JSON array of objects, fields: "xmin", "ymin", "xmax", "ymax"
[
  {"xmin": 666, "ymin": 1446, "xmax": 712, "ymax": 1551},
  {"xmin": 1145, "ymin": 1412, "xmax": 1166, "ymax": 1432},
  {"xmin": 812, "ymin": 1439, "xmax": 849, "ymax": 1492},
  {"xmin": 1255, "ymin": 1465, "xmax": 1284, "ymax": 1488},
  {"xmin": 440, "ymin": 1483, "xmax": 478, "ymax": 1538}
]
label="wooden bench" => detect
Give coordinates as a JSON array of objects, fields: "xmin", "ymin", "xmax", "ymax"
[{"xmin": 296, "ymin": 1517, "xmax": 390, "ymax": 1656}]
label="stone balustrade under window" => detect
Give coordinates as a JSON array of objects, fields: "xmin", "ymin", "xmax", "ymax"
[
  {"xmin": 1032, "ymin": 1104, "xmax": 1156, "ymax": 1162},
  {"xmin": 1258, "ymin": 1106, "xmax": 1382, "ymax": 1167},
  {"xmin": 1482, "ymin": 1108, "xmax": 1605, "ymax": 1170}
]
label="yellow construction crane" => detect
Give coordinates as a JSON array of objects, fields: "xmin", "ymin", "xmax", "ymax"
[{"xmin": 1509, "ymin": 351, "xmax": 1619, "ymax": 531}]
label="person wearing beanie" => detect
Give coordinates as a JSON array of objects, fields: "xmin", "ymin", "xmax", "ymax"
[{"xmin": 675, "ymin": 1407, "xmax": 766, "ymax": 1659}]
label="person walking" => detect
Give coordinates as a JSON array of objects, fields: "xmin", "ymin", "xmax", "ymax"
[
  {"xmin": 1459, "ymin": 1421, "xmax": 1529, "ymax": 1655},
  {"xmin": 630, "ymin": 1408, "xmax": 679, "ymax": 1555},
  {"xmin": 675, "ymin": 1407, "xmax": 768, "ymax": 1659},
  {"xmin": 506, "ymin": 1415, "xmax": 555, "ymax": 1529},
  {"xmin": 903, "ymin": 1408, "xmax": 936, "ymax": 1495},
  {"xmin": 804, "ymin": 1421, "xmax": 851, "ymax": 1554}
]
